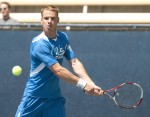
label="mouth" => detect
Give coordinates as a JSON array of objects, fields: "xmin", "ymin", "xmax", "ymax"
[
  {"xmin": 47, "ymin": 25, "xmax": 51, "ymax": 28},
  {"xmin": 1, "ymin": 11, "xmax": 6, "ymax": 14}
]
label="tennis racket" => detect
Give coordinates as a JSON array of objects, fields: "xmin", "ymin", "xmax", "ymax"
[{"xmin": 103, "ymin": 82, "xmax": 143, "ymax": 109}]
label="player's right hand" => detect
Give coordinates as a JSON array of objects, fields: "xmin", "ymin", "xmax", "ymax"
[
  {"xmin": 84, "ymin": 84, "xmax": 104, "ymax": 96},
  {"xmin": 93, "ymin": 85, "xmax": 104, "ymax": 96},
  {"xmin": 83, "ymin": 83, "xmax": 95, "ymax": 95}
]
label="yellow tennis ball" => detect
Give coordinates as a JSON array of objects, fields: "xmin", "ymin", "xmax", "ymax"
[{"xmin": 12, "ymin": 66, "xmax": 22, "ymax": 76}]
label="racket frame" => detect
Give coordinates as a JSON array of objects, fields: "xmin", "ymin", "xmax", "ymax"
[{"xmin": 103, "ymin": 82, "xmax": 143, "ymax": 109}]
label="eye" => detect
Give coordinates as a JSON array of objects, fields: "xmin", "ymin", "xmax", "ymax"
[
  {"xmin": 51, "ymin": 17, "xmax": 55, "ymax": 20},
  {"xmin": 44, "ymin": 17, "xmax": 49, "ymax": 20}
]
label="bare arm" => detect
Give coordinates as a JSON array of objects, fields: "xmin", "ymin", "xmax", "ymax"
[
  {"xmin": 69, "ymin": 58, "xmax": 95, "ymax": 85},
  {"xmin": 49, "ymin": 62, "xmax": 79, "ymax": 85},
  {"xmin": 49, "ymin": 62, "xmax": 100, "ymax": 95},
  {"xmin": 69, "ymin": 58, "xmax": 103, "ymax": 95},
  {"xmin": 49, "ymin": 60, "xmax": 103, "ymax": 96}
]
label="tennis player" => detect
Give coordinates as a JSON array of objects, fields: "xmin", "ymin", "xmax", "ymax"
[{"xmin": 15, "ymin": 5, "xmax": 103, "ymax": 117}]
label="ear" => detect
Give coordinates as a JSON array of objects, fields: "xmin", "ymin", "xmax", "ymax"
[
  {"xmin": 57, "ymin": 17, "xmax": 59, "ymax": 23},
  {"xmin": 40, "ymin": 17, "xmax": 42, "ymax": 24}
]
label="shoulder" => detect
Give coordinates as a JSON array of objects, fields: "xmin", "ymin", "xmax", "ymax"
[
  {"xmin": 31, "ymin": 34, "xmax": 51, "ymax": 52},
  {"xmin": 32, "ymin": 33, "xmax": 48, "ymax": 43},
  {"xmin": 57, "ymin": 31, "xmax": 69, "ymax": 41},
  {"xmin": 57, "ymin": 31, "xmax": 68, "ymax": 38},
  {"xmin": 0, "ymin": 18, "xmax": 19, "ymax": 24},
  {"xmin": 31, "ymin": 33, "xmax": 51, "ymax": 50},
  {"xmin": 0, "ymin": 18, "xmax": 3, "ymax": 21},
  {"xmin": 10, "ymin": 18, "xmax": 19, "ymax": 23},
  {"xmin": 0, "ymin": 18, "xmax": 4, "ymax": 24},
  {"xmin": 6, "ymin": 18, "xmax": 19, "ymax": 24}
]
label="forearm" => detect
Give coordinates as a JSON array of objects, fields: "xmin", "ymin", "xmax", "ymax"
[
  {"xmin": 71, "ymin": 58, "xmax": 95, "ymax": 85},
  {"xmin": 50, "ymin": 63, "xmax": 88, "ymax": 89},
  {"xmin": 50, "ymin": 63, "xmax": 79, "ymax": 84}
]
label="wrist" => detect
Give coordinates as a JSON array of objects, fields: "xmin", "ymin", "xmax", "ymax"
[{"xmin": 76, "ymin": 78, "xmax": 87, "ymax": 89}]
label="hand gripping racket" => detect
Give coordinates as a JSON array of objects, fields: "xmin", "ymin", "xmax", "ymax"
[{"xmin": 103, "ymin": 82, "xmax": 143, "ymax": 109}]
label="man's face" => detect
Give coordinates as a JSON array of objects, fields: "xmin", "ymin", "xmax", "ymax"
[
  {"xmin": 0, "ymin": 3, "xmax": 10, "ymax": 17},
  {"xmin": 41, "ymin": 10, "xmax": 59, "ymax": 33}
]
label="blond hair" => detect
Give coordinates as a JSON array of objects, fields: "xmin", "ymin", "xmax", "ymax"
[{"xmin": 41, "ymin": 5, "xmax": 59, "ymax": 17}]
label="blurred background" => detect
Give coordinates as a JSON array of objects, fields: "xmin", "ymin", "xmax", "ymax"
[{"xmin": 0, "ymin": 0, "xmax": 150, "ymax": 117}]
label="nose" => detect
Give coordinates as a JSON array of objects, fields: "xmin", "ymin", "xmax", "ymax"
[{"xmin": 48, "ymin": 18, "xmax": 52, "ymax": 23}]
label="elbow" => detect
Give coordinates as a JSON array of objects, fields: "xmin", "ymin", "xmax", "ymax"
[
  {"xmin": 53, "ymin": 68, "xmax": 62, "ymax": 77},
  {"xmin": 50, "ymin": 63, "xmax": 64, "ymax": 77}
]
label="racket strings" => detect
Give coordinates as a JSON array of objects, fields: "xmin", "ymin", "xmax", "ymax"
[{"xmin": 115, "ymin": 84, "xmax": 142, "ymax": 108}]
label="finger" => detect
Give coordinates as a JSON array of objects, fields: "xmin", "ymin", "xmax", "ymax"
[
  {"xmin": 99, "ymin": 89, "xmax": 104, "ymax": 95},
  {"xmin": 94, "ymin": 89, "xmax": 104, "ymax": 96},
  {"xmin": 93, "ymin": 85, "xmax": 102, "ymax": 90},
  {"xmin": 84, "ymin": 90, "xmax": 93, "ymax": 95},
  {"xmin": 94, "ymin": 85, "xmax": 101, "ymax": 89}
]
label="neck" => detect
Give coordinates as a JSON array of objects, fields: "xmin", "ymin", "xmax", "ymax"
[
  {"xmin": 44, "ymin": 31, "xmax": 57, "ymax": 39},
  {"xmin": 3, "ymin": 16, "xmax": 10, "ymax": 21}
]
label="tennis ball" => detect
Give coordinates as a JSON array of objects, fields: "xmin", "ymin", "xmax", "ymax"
[
  {"xmin": 12, "ymin": 65, "xmax": 22, "ymax": 76},
  {"xmin": 66, "ymin": 26, "xmax": 70, "ymax": 30}
]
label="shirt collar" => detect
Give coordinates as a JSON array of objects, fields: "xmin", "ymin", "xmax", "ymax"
[{"xmin": 40, "ymin": 31, "xmax": 59, "ymax": 41}]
